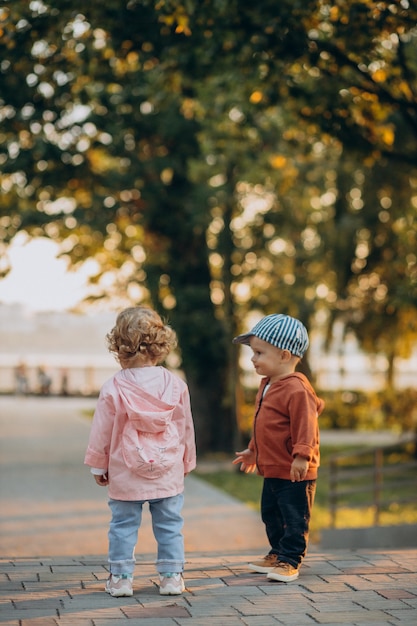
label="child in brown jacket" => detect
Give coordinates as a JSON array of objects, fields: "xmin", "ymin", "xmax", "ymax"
[{"xmin": 233, "ymin": 314, "xmax": 324, "ymax": 582}]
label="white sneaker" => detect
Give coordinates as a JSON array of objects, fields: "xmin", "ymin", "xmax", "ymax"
[
  {"xmin": 105, "ymin": 574, "xmax": 133, "ymax": 597},
  {"xmin": 159, "ymin": 573, "xmax": 185, "ymax": 595}
]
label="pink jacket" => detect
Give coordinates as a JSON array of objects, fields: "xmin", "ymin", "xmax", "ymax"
[{"xmin": 84, "ymin": 366, "xmax": 196, "ymax": 501}]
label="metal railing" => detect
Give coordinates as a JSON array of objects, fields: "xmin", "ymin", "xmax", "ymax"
[{"xmin": 328, "ymin": 437, "xmax": 417, "ymax": 528}]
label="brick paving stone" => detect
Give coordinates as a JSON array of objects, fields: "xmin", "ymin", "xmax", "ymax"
[
  {"xmin": 390, "ymin": 572, "xmax": 417, "ymax": 582},
  {"xmin": 12, "ymin": 600, "xmax": 65, "ymax": 612},
  {"xmin": 352, "ymin": 590, "xmax": 416, "ymax": 611},
  {"xmin": 240, "ymin": 617, "xmax": 281, "ymax": 626},
  {"xmin": 0, "ymin": 599, "xmax": 14, "ymax": 612},
  {"xmin": 5, "ymin": 609, "xmax": 60, "ymax": 619},
  {"xmin": 274, "ymin": 614, "xmax": 320, "ymax": 626},
  {"xmin": 311, "ymin": 598, "xmax": 384, "ymax": 614},
  {"xmin": 384, "ymin": 614, "xmax": 417, "ymax": 626},
  {"xmin": 174, "ymin": 616, "xmax": 242, "ymax": 626},
  {"xmin": 22, "ymin": 617, "xmax": 58, "ymax": 626},
  {"xmin": 342, "ymin": 566, "xmax": 409, "ymax": 575},
  {"xmin": 54, "ymin": 620, "xmax": 95, "ymax": 626},
  {"xmin": 8, "ymin": 589, "xmax": 68, "ymax": 601},
  {"xmin": 122, "ymin": 604, "xmax": 191, "ymax": 618},
  {"xmin": 0, "ymin": 581, "xmax": 26, "ymax": 593},
  {"xmin": 21, "ymin": 582, "xmax": 81, "ymax": 592},
  {"xmin": 365, "ymin": 558, "xmax": 407, "ymax": 567},
  {"xmin": 218, "ymin": 574, "xmax": 271, "ymax": 587},
  {"xmin": 300, "ymin": 581, "xmax": 356, "ymax": 593},
  {"xmin": 319, "ymin": 573, "xmax": 376, "ymax": 589},
  {"xmin": 180, "ymin": 597, "xmax": 242, "ymax": 617},
  {"xmin": 92, "ymin": 621, "xmax": 172, "ymax": 626},
  {"xmin": 184, "ymin": 581, "xmax": 232, "ymax": 594},
  {"xmin": 202, "ymin": 568, "xmax": 235, "ymax": 577},
  {"xmin": 202, "ymin": 584, "xmax": 267, "ymax": 597},
  {"xmin": 378, "ymin": 589, "xmax": 417, "ymax": 599},
  {"xmin": 358, "ymin": 573, "xmax": 409, "ymax": 584},
  {"xmin": 5, "ymin": 571, "xmax": 40, "ymax": 582},
  {"xmin": 306, "ymin": 610, "xmax": 399, "ymax": 623},
  {"xmin": 60, "ymin": 595, "xmax": 139, "ymax": 611},
  {"xmin": 259, "ymin": 582, "xmax": 316, "ymax": 595},
  {"xmin": 403, "ymin": 598, "xmax": 417, "ymax": 609},
  {"xmin": 58, "ymin": 607, "xmax": 131, "ymax": 620},
  {"xmin": 0, "ymin": 608, "xmax": 26, "ymax": 621},
  {"xmin": 303, "ymin": 563, "xmax": 342, "ymax": 576},
  {"xmin": 100, "ymin": 620, "xmax": 179, "ymax": 626},
  {"xmin": 0, "ymin": 561, "xmax": 20, "ymax": 571},
  {"xmin": 300, "ymin": 620, "xmax": 374, "ymax": 626},
  {"xmin": 38, "ymin": 572, "xmax": 91, "ymax": 582},
  {"xmin": 183, "ymin": 570, "xmax": 211, "ymax": 580},
  {"xmin": 231, "ymin": 597, "xmax": 314, "ymax": 616}
]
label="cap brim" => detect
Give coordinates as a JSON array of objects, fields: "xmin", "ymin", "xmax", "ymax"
[{"xmin": 232, "ymin": 332, "xmax": 253, "ymax": 345}]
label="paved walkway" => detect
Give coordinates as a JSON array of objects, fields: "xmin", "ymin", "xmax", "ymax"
[
  {"xmin": 2, "ymin": 549, "xmax": 417, "ymax": 626},
  {"xmin": 1, "ymin": 397, "xmax": 417, "ymax": 625},
  {"xmin": 0, "ymin": 396, "xmax": 266, "ymax": 556}
]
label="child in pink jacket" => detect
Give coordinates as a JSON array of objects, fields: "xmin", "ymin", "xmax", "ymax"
[{"xmin": 85, "ymin": 306, "xmax": 196, "ymax": 597}]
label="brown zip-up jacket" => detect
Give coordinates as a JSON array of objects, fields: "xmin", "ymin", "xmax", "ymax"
[{"xmin": 248, "ymin": 373, "xmax": 324, "ymax": 480}]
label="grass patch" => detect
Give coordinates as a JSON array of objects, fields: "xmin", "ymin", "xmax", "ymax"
[{"xmin": 195, "ymin": 444, "xmax": 417, "ymax": 541}]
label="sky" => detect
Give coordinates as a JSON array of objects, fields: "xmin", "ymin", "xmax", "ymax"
[{"xmin": 0, "ymin": 233, "xmax": 91, "ymax": 313}]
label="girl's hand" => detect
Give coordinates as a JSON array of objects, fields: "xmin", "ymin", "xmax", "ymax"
[
  {"xmin": 94, "ymin": 473, "xmax": 109, "ymax": 486},
  {"xmin": 232, "ymin": 449, "xmax": 257, "ymax": 474}
]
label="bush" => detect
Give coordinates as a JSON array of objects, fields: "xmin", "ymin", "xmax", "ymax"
[{"xmin": 316, "ymin": 387, "xmax": 417, "ymax": 433}]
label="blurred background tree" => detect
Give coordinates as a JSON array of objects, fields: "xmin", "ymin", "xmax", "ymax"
[{"xmin": 1, "ymin": 0, "xmax": 416, "ymax": 451}]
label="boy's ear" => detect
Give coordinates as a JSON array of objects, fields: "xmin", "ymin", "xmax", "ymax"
[{"xmin": 281, "ymin": 349, "xmax": 292, "ymax": 361}]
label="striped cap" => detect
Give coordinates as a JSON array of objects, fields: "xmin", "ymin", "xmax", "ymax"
[{"xmin": 233, "ymin": 314, "xmax": 309, "ymax": 357}]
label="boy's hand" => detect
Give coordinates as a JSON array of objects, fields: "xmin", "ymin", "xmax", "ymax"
[
  {"xmin": 94, "ymin": 473, "xmax": 109, "ymax": 486},
  {"xmin": 232, "ymin": 449, "xmax": 257, "ymax": 474},
  {"xmin": 290, "ymin": 456, "xmax": 309, "ymax": 482}
]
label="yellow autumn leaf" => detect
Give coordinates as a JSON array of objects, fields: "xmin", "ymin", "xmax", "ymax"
[
  {"xmin": 381, "ymin": 127, "xmax": 395, "ymax": 146},
  {"xmin": 372, "ymin": 69, "xmax": 386, "ymax": 83},
  {"xmin": 329, "ymin": 6, "xmax": 339, "ymax": 21},
  {"xmin": 159, "ymin": 15, "xmax": 175, "ymax": 26},
  {"xmin": 269, "ymin": 155, "xmax": 287, "ymax": 169},
  {"xmin": 175, "ymin": 24, "xmax": 192, "ymax": 35},
  {"xmin": 175, "ymin": 14, "xmax": 192, "ymax": 35},
  {"xmin": 250, "ymin": 90, "xmax": 263, "ymax": 104}
]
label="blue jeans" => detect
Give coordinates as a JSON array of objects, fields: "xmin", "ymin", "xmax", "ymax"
[
  {"xmin": 108, "ymin": 493, "xmax": 184, "ymax": 575},
  {"xmin": 261, "ymin": 478, "xmax": 316, "ymax": 568}
]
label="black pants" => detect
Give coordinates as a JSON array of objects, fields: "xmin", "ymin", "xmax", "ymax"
[{"xmin": 261, "ymin": 477, "xmax": 316, "ymax": 568}]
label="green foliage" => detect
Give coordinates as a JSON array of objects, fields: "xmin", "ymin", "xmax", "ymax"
[
  {"xmin": 1, "ymin": 0, "xmax": 417, "ymax": 451},
  {"xmin": 317, "ymin": 387, "xmax": 417, "ymax": 432}
]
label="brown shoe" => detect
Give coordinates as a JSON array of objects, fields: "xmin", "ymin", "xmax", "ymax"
[
  {"xmin": 267, "ymin": 561, "xmax": 299, "ymax": 582},
  {"xmin": 248, "ymin": 554, "xmax": 279, "ymax": 573}
]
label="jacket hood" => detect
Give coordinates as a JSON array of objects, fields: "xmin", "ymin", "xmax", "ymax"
[
  {"xmin": 114, "ymin": 375, "xmax": 176, "ymax": 433},
  {"xmin": 264, "ymin": 372, "xmax": 325, "ymax": 415}
]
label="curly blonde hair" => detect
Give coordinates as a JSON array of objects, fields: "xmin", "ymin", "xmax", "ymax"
[{"xmin": 106, "ymin": 306, "xmax": 177, "ymax": 365}]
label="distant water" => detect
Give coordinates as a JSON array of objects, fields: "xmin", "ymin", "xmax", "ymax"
[
  {"xmin": 0, "ymin": 359, "xmax": 118, "ymax": 396},
  {"xmin": 2, "ymin": 354, "xmax": 415, "ymax": 396},
  {"xmin": 1, "ymin": 305, "xmax": 415, "ymax": 394}
]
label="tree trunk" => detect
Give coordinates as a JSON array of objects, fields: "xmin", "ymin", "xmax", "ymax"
[
  {"xmin": 142, "ymin": 168, "xmax": 238, "ymax": 454},
  {"xmin": 386, "ymin": 351, "xmax": 395, "ymax": 390}
]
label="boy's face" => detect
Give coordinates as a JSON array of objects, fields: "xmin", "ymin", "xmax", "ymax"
[{"xmin": 249, "ymin": 336, "xmax": 292, "ymax": 382}]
